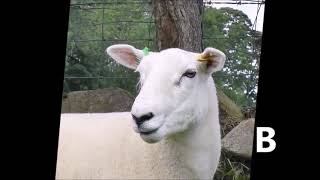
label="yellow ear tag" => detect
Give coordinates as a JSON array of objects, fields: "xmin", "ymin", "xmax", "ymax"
[{"xmin": 197, "ymin": 53, "xmax": 214, "ymax": 62}]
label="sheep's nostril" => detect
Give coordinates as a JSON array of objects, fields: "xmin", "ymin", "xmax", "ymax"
[
  {"xmin": 132, "ymin": 114, "xmax": 139, "ymax": 122},
  {"xmin": 141, "ymin": 112, "xmax": 154, "ymax": 121},
  {"xmin": 132, "ymin": 112, "xmax": 154, "ymax": 126}
]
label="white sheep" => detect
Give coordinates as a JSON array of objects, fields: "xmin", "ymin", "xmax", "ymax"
[{"xmin": 55, "ymin": 44, "xmax": 226, "ymax": 179}]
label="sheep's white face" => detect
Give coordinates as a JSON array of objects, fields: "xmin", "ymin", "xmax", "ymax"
[{"xmin": 106, "ymin": 44, "xmax": 225, "ymax": 143}]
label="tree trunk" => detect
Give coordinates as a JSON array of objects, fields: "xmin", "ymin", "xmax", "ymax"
[
  {"xmin": 153, "ymin": 0, "xmax": 244, "ymax": 136},
  {"xmin": 153, "ymin": 0, "xmax": 203, "ymax": 52}
]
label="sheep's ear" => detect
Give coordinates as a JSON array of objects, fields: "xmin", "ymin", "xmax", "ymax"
[
  {"xmin": 106, "ymin": 44, "xmax": 144, "ymax": 70},
  {"xmin": 196, "ymin": 47, "xmax": 226, "ymax": 74}
]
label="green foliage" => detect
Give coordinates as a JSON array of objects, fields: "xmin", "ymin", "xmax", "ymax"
[
  {"xmin": 203, "ymin": 7, "xmax": 261, "ymax": 108},
  {"xmin": 64, "ymin": 0, "xmax": 154, "ymax": 95},
  {"xmin": 64, "ymin": 0, "xmax": 261, "ymax": 109}
]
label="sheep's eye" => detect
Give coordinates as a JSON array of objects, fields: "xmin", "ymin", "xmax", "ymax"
[{"xmin": 182, "ymin": 70, "xmax": 196, "ymax": 78}]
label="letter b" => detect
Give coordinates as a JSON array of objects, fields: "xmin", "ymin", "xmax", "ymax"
[{"xmin": 257, "ymin": 127, "xmax": 276, "ymax": 152}]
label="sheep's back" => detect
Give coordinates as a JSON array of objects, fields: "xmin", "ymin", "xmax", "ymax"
[{"xmin": 55, "ymin": 113, "xmax": 194, "ymax": 179}]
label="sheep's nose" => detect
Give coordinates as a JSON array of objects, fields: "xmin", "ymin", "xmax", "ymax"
[{"xmin": 132, "ymin": 112, "xmax": 154, "ymax": 126}]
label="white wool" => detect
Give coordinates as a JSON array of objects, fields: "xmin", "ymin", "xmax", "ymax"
[{"xmin": 56, "ymin": 45, "xmax": 225, "ymax": 179}]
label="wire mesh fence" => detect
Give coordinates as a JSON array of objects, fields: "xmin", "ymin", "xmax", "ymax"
[{"xmin": 64, "ymin": 0, "xmax": 265, "ymax": 109}]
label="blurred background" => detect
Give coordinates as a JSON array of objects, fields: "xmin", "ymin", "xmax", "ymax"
[{"xmin": 63, "ymin": 0, "xmax": 263, "ymax": 109}]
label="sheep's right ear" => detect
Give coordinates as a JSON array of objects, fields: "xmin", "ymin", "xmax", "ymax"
[
  {"xmin": 197, "ymin": 47, "xmax": 226, "ymax": 74},
  {"xmin": 106, "ymin": 44, "xmax": 144, "ymax": 70}
]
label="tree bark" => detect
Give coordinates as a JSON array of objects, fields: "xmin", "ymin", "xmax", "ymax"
[{"xmin": 153, "ymin": 0, "xmax": 203, "ymax": 52}]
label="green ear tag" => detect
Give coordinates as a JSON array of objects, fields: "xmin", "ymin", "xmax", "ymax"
[{"xmin": 142, "ymin": 47, "xmax": 149, "ymax": 56}]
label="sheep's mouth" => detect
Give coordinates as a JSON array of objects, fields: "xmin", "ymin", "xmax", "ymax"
[{"xmin": 139, "ymin": 128, "xmax": 159, "ymax": 135}]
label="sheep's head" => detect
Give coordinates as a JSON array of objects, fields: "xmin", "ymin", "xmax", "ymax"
[{"xmin": 106, "ymin": 44, "xmax": 225, "ymax": 143}]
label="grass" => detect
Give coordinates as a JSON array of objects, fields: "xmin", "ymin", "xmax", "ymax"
[{"xmin": 213, "ymin": 150, "xmax": 251, "ymax": 180}]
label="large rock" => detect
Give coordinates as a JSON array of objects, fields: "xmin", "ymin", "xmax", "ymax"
[
  {"xmin": 216, "ymin": 87, "xmax": 244, "ymax": 136},
  {"xmin": 221, "ymin": 118, "xmax": 255, "ymax": 159},
  {"xmin": 61, "ymin": 88, "xmax": 135, "ymax": 113}
]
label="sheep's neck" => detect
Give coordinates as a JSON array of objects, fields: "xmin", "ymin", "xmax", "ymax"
[{"xmin": 164, "ymin": 79, "xmax": 221, "ymax": 178}]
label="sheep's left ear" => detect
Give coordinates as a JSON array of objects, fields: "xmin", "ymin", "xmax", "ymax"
[
  {"xmin": 196, "ymin": 47, "xmax": 226, "ymax": 74},
  {"xmin": 105, "ymin": 44, "xmax": 144, "ymax": 70}
]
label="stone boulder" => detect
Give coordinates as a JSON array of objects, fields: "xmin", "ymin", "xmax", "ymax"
[
  {"xmin": 61, "ymin": 88, "xmax": 135, "ymax": 113},
  {"xmin": 216, "ymin": 87, "xmax": 244, "ymax": 136},
  {"xmin": 221, "ymin": 118, "xmax": 255, "ymax": 159}
]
